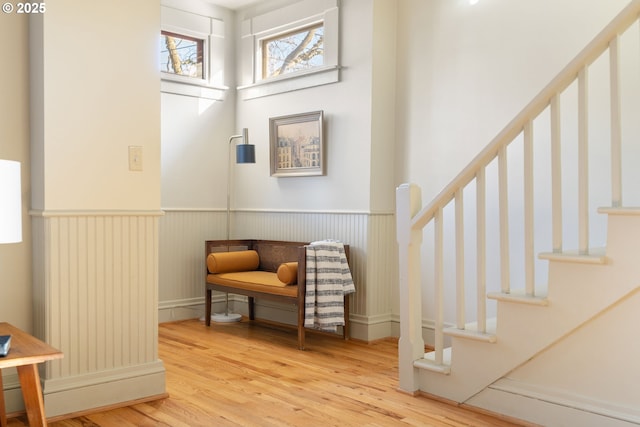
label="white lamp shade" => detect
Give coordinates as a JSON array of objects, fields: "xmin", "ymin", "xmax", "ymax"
[{"xmin": 0, "ymin": 159, "xmax": 22, "ymax": 244}]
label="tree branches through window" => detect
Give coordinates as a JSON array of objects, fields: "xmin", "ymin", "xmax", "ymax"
[
  {"xmin": 161, "ymin": 31, "xmax": 204, "ymax": 79},
  {"xmin": 262, "ymin": 24, "xmax": 324, "ymax": 79}
]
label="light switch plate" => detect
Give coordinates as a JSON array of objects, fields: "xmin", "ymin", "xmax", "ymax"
[{"xmin": 129, "ymin": 146, "xmax": 143, "ymax": 171}]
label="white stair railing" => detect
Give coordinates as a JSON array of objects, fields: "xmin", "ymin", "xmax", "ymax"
[{"xmin": 396, "ymin": 0, "xmax": 640, "ymax": 392}]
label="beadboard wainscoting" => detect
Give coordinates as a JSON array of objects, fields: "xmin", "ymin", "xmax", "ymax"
[
  {"xmin": 158, "ymin": 209, "xmax": 227, "ymax": 323},
  {"xmin": 159, "ymin": 209, "xmax": 398, "ymax": 342},
  {"xmin": 30, "ymin": 211, "xmax": 166, "ymax": 418}
]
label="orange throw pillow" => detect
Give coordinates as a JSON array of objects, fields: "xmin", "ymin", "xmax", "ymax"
[{"xmin": 207, "ymin": 250, "xmax": 259, "ymax": 274}]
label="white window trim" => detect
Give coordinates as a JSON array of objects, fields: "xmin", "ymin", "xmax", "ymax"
[
  {"xmin": 160, "ymin": 6, "xmax": 228, "ymax": 101},
  {"xmin": 238, "ymin": 0, "xmax": 339, "ymax": 100}
]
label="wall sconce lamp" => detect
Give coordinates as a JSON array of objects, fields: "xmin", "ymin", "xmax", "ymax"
[
  {"xmin": 0, "ymin": 159, "xmax": 22, "ymax": 245},
  {"xmin": 211, "ymin": 129, "xmax": 255, "ymax": 324}
]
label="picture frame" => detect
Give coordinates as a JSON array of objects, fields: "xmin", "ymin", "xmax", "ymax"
[{"xmin": 269, "ymin": 110, "xmax": 324, "ymax": 177}]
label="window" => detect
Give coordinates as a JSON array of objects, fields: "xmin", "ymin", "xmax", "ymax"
[
  {"xmin": 238, "ymin": 0, "xmax": 339, "ymax": 99},
  {"xmin": 160, "ymin": 6, "xmax": 227, "ymax": 100},
  {"xmin": 262, "ymin": 24, "xmax": 324, "ymax": 79},
  {"xmin": 161, "ymin": 31, "xmax": 204, "ymax": 80}
]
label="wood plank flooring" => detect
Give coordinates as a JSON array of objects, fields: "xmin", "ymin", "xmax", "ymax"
[{"xmin": 8, "ymin": 319, "xmax": 530, "ymax": 426}]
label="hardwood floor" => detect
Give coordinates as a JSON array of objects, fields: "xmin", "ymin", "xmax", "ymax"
[{"xmin": 9, "ymin": 319, "xmax": 529, "ymax": 426}]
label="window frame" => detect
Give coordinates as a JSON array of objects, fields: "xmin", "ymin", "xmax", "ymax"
[
  {"xmin": 238, "ymin": 0, "xmax": 339, "ymax": 100},
  {"xmin": 160, "ymin": 6, "xmax": 228, "ymax": 101},
  {"xmin": 160, "ymin": 30, "xmax": 207, "ymax": 81},
  {"xmin": 259, "ymin": 21, "xmax": 325, "ymax": 80}
]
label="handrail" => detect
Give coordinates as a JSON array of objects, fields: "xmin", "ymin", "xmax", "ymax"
[{"xmin": 411, "ymin": 0, "xmax": 640, "ymax": 231}]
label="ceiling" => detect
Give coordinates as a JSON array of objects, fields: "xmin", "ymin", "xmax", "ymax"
[{"xmin": 203, "ymin": 0, "xmax": 262, "ymax": 10}]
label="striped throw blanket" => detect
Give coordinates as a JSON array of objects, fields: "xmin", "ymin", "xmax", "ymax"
[{"xmin": 304, "ymin": 240, "xmax": 356, "ymax": 332}]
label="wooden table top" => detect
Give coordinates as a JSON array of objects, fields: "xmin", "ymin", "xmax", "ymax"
[{"xmin": 0, "ymin": 323, "xmax": 63, "ymax": 369}]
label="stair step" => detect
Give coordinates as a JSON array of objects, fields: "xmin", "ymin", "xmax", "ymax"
[
  {"xmin": 538, "ymin": 247, "xmax": 607, "ymax": 265},
  {"xmin": 414, "ymin": 347, "xmax": 452, "ymax": 374},
  {"xmin": 598, "ymin": 206, "xmax": 640, "ymax": 215},
  {"xmin": 487, "ymin": 289, "xmax": 549, "ymax": 306},
  {"xmin": 444, "ymin": 318, "xmax": 497, "ymax": 343}
]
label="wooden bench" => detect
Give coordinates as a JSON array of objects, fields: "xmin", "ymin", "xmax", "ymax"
[{"xmin": 204, "ymin": 239, "xmax": 351, "ymax": 350}]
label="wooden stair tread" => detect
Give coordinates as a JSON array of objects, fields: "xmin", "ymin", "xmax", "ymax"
[
  {"xmin": 415, "ymin": 347, "xmax": 452, "ymax": 374},
  {"xmin": 538, "ymin": 247, "xmax": 607, "ymax": 264},
  {"xmin": 444, "ymin": 318, "xmax": 497, "ymax": 343},
  {"xmin": 598, "ymin": 206, "xmax": 640, "ymax": 215},
  {"xmin": 487, "ymin": 289, "xmax": 549, "ymax": 306}
]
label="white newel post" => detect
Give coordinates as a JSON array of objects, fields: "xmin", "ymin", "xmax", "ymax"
[{"xmin": 396, "ymin": 184, "xmax": 425, "ymax": 393}]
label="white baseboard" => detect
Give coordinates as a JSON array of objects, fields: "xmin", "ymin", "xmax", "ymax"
[
  {"xmin": 159, "ymin": 297, "xmax": 206, "ymax": 322},
  {"xmin": 349, "ymin": 313, "xmax": 394, "ymax": 341},
  {"xmin": 158, "ymin": 297, "xmax": 396, "ymax": 343},
  {"xmin": 158, "ymin": 300, "xmax": 460, "ymax": 346},
  {"xmin": 1, "ymin": 372, "xmax": 25, "ymax": 415},
  {"xmin": 241, "ymin": 301, "xmax": 396, "ymax": 342},
  {"xmin": 158, "ymin": 296, "xmax": 234, "ymax": 323},
  {"xmin": 467, "ymin": 378, "xmax": 640, "ymax": 427},
  {"xmin": 42, "ymin": 360, "xmax": 166, "ymax": 418}
]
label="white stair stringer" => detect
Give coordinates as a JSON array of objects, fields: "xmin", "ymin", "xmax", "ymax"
[
  {"xmin": 413, "ymin": 212, "xmax": 640, "ymax": 405},
  {"xmin": 470, "ymin": 287, "xmax": 640, "ymax": 426}
]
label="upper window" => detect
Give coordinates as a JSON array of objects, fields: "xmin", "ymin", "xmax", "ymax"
[
  {"xmin": 161, "ymin": 31, "xmax": 205, "ymax": 80},
  {"xmin": 160, "ymin": 6, "xmax": 227, "ymax": 100},
  {"xmin": 262, "ymin": 23, "xmax": 324, "ymax": 79},
  {"xmin": 238, "ymin": 0, "xmax": 339, "ymax": 99}
]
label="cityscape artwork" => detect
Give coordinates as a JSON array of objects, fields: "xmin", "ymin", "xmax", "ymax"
[{"xmin": 269, "ymin": 111, "xmax": 324, "ymax": 177}]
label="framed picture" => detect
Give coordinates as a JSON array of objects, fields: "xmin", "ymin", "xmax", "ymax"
[{"xmin": 269, "ymin": 110, "xmax": 324, "ymax": 177}]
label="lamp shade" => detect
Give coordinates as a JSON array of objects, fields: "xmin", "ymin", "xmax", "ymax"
[
  {"xmin": 0, "ymin": 159, "xmax": 22, "ymax": 244},
  {"xmin": 236, "ymin": 144, "xmax": 256, "ymax": 164}
]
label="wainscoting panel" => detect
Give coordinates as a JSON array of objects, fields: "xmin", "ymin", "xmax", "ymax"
[
  {"xmin": 158, "ymin": 209, "xmax": 226, "ymax": 322},
  {"xmin": 365, "ymin": 213, "xmax": 399, "ymax": 338},
  {"xmin": 31, "ymin": 211, "xmax": 166, "ymax": 417},
  {"xmin": 233, "ymin": 210, "xmax": 370, "ymax": 316},
  {"xmin": 158, "ymin": 210, "xmax": 223, "ymax": 302},
  {"xmin": 158, "ymin": 209, "xmax": 398, "ymax": 341}
]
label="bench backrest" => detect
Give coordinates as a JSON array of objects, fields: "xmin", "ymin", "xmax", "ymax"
[
  {"xmin": 205, "ymin": 239, "xmax": 308, "ymax": 273},
  {"xmin": 205, "ymin": 239, "xmax": 351, "ymax": 280},
  {"xmin": 252, "ymin": 240, "xmax": 308, "ymax": 272}
]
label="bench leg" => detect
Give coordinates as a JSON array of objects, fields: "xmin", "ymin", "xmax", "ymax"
[
  {"xmin": 297, "ymin": 303, "xmax": 305, "ymax": 350},
  {"xmin": 343, "ymin": 295, "xmax": 350, "ymax": 341},
  {"xmin": 205, "ymin": 288, "xmax": 212, "ymax": 326},
  {"xmin": 297, "ymin": 323, "xmax": 305, "ymax": 350},
  {"xmin": 248, "ymin": 297, "xmax": 255, "ymax": 320}
]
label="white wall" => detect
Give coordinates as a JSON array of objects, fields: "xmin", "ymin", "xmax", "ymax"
[
  {"xmin": 234, "ymin": 0, "xmax": 377, "ymax": 213},
  {"xmin": 158, "ymin": 0, "xmax": 399, "ymax": 338},
  {"xmin": 395, "ymin": 0, "xmax": 633, "ymax": 328},
  {"xmin": 370, "ymin": 0, "xmax": 398, "ymax": 214},
  {"xmin": 29, "ymin": 0, "xmax": 166, "ymax": 416},
  {"xmin": 0, "ymin": 13, "xmax": 32, "ymax": 332},
  {"xmin": 158, "ymin": 0, "xmax": 243, "ymax": 322},
  {"xmin": 232, "ymin": 0, "xmax": 400, "ymax": 336},
  {"xmin": 31, "ymin": 1, "xmax": 161, "ymax": 212},
  {"xmin": 160, "ymin": 0, "xmax": 386, "ymax": 214},
  {"xmin": 395, "ymin": 0, "xmax": 629, "ymax": 200},
  {"xmin": 161, "ymin": 0, "xmax": 237, "ymax": 209}
]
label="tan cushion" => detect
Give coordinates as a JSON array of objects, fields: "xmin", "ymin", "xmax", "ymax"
[
  {"xmin": 277, "ymin": 262, "xmax": 298, "ymax": 285},
  {"xmin": 207, "ymin": 250, "xmax": 259, "ymax": 274},
  {"xmin": 207, "ymin": 272, "xmax": 298, "ymax": 296}
]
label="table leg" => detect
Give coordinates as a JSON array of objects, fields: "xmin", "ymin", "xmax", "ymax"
[
  {"xmin": 0, "ymin": 371, "xmax": 6, "ymax": 427},
  {"xmin": 16, "ymin": 364, "xmax": 46, "ymax": 427}
]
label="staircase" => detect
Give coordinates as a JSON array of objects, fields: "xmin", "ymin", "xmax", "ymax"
[{"xmin": 396, "ymin": 2, "xmax": 640, "ymax": 425}]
